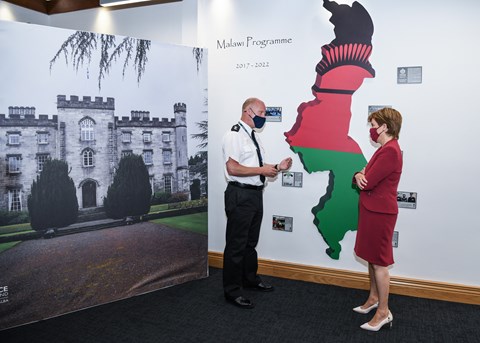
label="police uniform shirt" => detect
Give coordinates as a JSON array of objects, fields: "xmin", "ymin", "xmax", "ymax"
[{"xmin": 222, "ymin": 120, "xmax": 266, "ymax": 186}]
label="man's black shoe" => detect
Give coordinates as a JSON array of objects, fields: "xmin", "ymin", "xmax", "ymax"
[
  {"xmin": 225, "ymin": 295, "xmax": 255, "ymax": 309},
  {"xmin": 245, "ymin": 281, "xmax": 274, "ymax": 292}
]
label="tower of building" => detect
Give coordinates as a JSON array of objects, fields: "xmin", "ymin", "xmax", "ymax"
[
  {"xmin": 57, "ymin": 95, "xmax": 115, "ymax": 209},
  {"xmin": 174, "ymin": 103, "xmax": 190, "ymax": 195}
]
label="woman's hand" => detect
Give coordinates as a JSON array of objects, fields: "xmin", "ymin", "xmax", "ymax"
[{"xmin": 355, "ymin": 172, "xmax": 368, "ymax": 190}]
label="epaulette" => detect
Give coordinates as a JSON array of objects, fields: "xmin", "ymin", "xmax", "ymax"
[{"xmin": 231, "ymin": 124, "xmax": 240, "ymax": 132}]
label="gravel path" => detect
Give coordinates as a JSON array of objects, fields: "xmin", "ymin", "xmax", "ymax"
[{"xmin": 0, "ymin": 222, "xmax": 208, "ymax": 330}]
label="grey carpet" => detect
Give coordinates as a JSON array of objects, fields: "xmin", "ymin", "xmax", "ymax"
[{"xmin": 1, "ymin": 267, "xmax": 479, "ymax": 343}]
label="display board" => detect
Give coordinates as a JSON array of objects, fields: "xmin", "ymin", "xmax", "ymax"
[{"xmin": 0, "ymin": 20, "xmax": 208, "ymax": 330}]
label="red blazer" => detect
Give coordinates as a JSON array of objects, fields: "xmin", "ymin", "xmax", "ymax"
[{"xmin": 358, "ymin": 139, "xmax": 403, "ymax": 214}]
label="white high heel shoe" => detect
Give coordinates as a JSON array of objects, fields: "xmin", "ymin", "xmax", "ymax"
[
  {"xmin": 353, "ymin": 302, "xmax": 378, "ymax": 314},
  {"xmin": 360, "ymin": 311, "xmax": 393, "ymax": 331}
]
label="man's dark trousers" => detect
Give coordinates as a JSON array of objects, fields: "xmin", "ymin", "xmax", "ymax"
[{"xmin": 223, "ymin": 183, "xmax": 263, "ymax": 298}]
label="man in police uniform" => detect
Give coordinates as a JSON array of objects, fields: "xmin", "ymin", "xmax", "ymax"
[{"xmin": 222, "ymin": 97, "xmax": 293, "ymax": 309}]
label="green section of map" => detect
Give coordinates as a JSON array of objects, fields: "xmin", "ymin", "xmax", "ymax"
[{"xmin": 292, "ymin": 146, "xmax": 367, "ymax": 259}]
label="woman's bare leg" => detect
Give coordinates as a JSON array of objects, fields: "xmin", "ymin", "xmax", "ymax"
[{"xmin": 368, "ymin": 264, "xmax": 391, "ymax": 325}]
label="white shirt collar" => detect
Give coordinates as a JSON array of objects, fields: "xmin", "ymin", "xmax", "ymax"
[{"xmin": 238, "ymin": 120, "xmax": 253, "ymax": 135}]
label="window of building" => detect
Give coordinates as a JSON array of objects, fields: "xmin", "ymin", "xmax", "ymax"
[
  {"xmin": 37, "ymin": 154, "xmax": 50, "ymax": 172},
  {"xmin": 8, "ymin": 133, "xmax": 20, "ymax": 145},
  {"xmin": 164, "ymin": 175, "xmax": 172, "ymax": 194},
  {"xmin": 162, "ymin": 132, "xmax": 171, "ymax": 142},
  {"xmin": 163, "ymin": 150, "xmax": 172, "ymax": 164},
  {"xmin": 37, "ymin": 132, "xmax": 49, "ymax": 145},
  {"xmin": 7, "ymin": 155, "xmax": 22, "ymax": 174},
  {"xmin": 143, "ymin": 132, "xmax": 152, "ymax": 143},
  {"xmin": 8, "ymin": 189, "xmax": 22, "ymax": 212},
  {"xmin": 121, "ymin": 150, "xmax": 132, "ymax": 158},
  {"xmin": 143, "ymin": 150, "xmax": 153, "ymax": 165},
  {"xmin": 80, "ymin": 118, "xmax": 95, "ymax": 141},
  {"xmin": 82, "ymin": 149, "xmax": 94, "ymax": 167},
  {"xmin": 122, "ymin": 131, "xmax": 132, "ymax": 143}
]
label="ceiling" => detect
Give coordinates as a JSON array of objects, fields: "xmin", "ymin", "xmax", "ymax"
[{"xmin": 4, "ymin": 0, "xmax": 181, "ymax": 15}]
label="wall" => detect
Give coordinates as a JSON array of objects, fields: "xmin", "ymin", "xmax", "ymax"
[
  {"xmin": 198, "ymin": 0, "xmax": 480, "ymax": 288},
  {"xmin": 2, "ymin": 0, "xmax": 479, "ymax": 287}
]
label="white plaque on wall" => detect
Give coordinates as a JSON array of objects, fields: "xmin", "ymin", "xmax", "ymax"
[{"xmin": 397, "ymin": 66, "xmax": 422, "ymax": 84}]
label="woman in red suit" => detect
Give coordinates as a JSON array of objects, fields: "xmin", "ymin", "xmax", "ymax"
[{"xmin": 353, "ymin": 108, "xmax": 403, "ymax": 331}]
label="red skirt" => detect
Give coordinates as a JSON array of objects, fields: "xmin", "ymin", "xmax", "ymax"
[{"xmin": 354, "ymin": 202, "xmax": 397, "ymax": 267}]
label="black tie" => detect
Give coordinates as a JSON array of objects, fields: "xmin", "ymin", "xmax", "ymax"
[{"xmin": 251, "ymin": 131, "xmax": 265, "ymax": 183}]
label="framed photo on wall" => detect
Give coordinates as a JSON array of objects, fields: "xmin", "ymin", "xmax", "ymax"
[
  {"xmin": 272, "ymin": 215, "xmax": 293, "ymax": 232},
  {"xmin": 397, "ymin": 191, "xmax": 417, "ymax": 209},
  {"xmin": 282, "ymin": 171, "xmax": 303, "ymax": 187},
  {"xmin": 265, "ymin": 106, "xmax": 282, "ymax": 122}
]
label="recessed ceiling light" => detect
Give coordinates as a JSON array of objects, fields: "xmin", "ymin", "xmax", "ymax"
[{"xmin": 100, "ymin": 0, "xmax": 152, "ymax": 7}]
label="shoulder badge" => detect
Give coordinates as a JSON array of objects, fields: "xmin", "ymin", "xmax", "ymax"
[{"xmin": 231, "ymin": 124, "xmax": 240, "ymax": 132}]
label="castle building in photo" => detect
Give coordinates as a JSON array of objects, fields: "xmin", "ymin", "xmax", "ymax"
[{"xmin": 0, "ymin": 95, "xmax": 189, "ymax": 213}]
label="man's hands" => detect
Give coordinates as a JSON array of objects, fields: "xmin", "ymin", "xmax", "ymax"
[
  {"xmin": 261, "ymin": 164, "xmax": 279, "ymax": 178},
  {"xmin": 227, "ymin": 156, "xmax": 293, "ymax": 179},
  {"xmin": 260, "ymin": 157, "xmax": 293, "ymax": 178},
  {"xmin": 278, "ymin": 157, "xmax": 293, "ymax": 171}
]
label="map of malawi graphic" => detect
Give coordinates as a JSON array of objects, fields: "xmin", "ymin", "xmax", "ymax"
[{"xmin": 285, "ymin": 0, "xmax": 375, "ymax": 259}]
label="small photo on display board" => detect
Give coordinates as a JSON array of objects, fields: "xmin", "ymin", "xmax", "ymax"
[
  {"xmin": 272, "ymin": 215, "xmax": 293, "ymax": 232},
  {"xmin": 265, "ymin": 106, "xmax": 282, "ymax": 122},
  {"xmin": 397, "ymin": 191, "xmax": 417, "ymax": 209},
  {"xmin": 282, "ymin": 171, "xmax": 303, "ymax": 187}
]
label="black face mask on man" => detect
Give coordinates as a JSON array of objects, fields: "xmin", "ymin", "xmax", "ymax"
[{"xmin": 249, "ymin": 107, "xmax": 266, "ymax": 129}]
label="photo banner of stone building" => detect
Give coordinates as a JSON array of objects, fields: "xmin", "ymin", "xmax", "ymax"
[{"xmin": 0, "ymin": 20, "xmax": 208, "ymax": 331}]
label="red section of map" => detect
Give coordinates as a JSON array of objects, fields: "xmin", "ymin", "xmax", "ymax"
[{"xmin": 285, "ymin": 63, "xmax": 374, "ymax": 154}]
